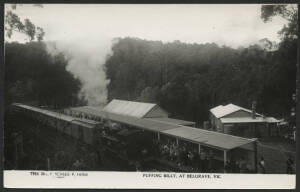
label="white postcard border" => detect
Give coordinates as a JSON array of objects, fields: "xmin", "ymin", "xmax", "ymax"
[{"xmin": 3, "ymin": 170, "xmax": 296, "ymax": 189}]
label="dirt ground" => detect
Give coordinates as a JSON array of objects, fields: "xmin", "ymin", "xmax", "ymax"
[{"xmin": 257, "ymin": 138, "xmax": 296, "ymax": 174}]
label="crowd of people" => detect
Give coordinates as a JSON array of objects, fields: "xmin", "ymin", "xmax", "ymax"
[
  {"xmin": 224, "ymin": 157, "xmax": 253, "ymax": 173},
  {"xmin": 150, "ymin": 138, "xmax": 261, "ymax": 173},
  {"xmin": 150, "ymin": 139, "xmax": 219, "ymax": 172}
]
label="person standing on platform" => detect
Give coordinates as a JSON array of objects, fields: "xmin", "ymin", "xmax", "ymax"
[
  {"xmin": 208, "ymin": 150, "xmax": 214, "ymax": 172},
  {"xmin": 203, "ymin": 156, "xmax": 209, "ymax": 172},
  {"xmin": 224, "ymin": 160, "xmax": 231, "ymax": 173},
  {"xmin": 193, "ymin": 150, "xmax": 200, "ymax": 170},
  {"xmin": 259, "ymin": 156, "xmax": 266, "ymax": 173},
  {"xmin": 229, "ymin": 157, "xmax": 237, "ymax": 173},
  {"xmin": 286, "ymin": 156, "xmax": 295, "ymax": 174},
  {"xmin": 239, "ymin": 157, "xmax": 246, "ymax": 173},
  {"xmin": 200, "ymin": 151, "xmax": 206, "ymax": 172}
]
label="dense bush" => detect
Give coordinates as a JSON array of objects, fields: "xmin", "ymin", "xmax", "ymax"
[
  {"xmin": 104, "ymin": 37, "xmax": 296, "ymax": 124},
  {"xmin": 4, "ymin": 42, "xmax": 82, "ymax": 108}
]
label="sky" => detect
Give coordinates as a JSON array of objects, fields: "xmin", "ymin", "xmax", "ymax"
[
  {"xmin": 4, "ymin": 4, "xmax": 293, "ymax": 105},
  {"xmin": 5, "ymin": 4, "xmax": 290, "ymax": 47}
]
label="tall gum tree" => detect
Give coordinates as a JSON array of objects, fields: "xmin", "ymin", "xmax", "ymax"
[{"xmin": 5, "ymin": 4, "xmax": 45, "ymax": 42}]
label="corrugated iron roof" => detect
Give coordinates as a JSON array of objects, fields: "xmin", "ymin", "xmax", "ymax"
[
  {"xmin": 162, "ymin": 126, "xmax": 255, "ymax": 150},
  {"xmin": 101, "ymin": 111, "xmax": 180, "ymax": 132},
  {"xmin": 265, "ymin": 117, "xmax": 281, "ymax": 123},
  {"xmin": 146, "ymin": 117, "xmax": 195, "ymax": 126},
  {"xmin": 103, "ymin": 99, "xmax": 159, "ymax": 118},
  {"xmin": 220, "ymin": 117, "xmax": 280, "ymax": 124},
  {"xmin": 210, "ymin": 103, "xmax": 263, "ymax": 118},
  {"xmin": 13, "ymin": 103, "xmax": 256, "ymax": 150},
  {"xmin": 69, "ymin": 104, "xmax": 255, "ymax": 150},
  {"xmin": 98, "ymin": 111, "xmax": 254, "ymax": 150}
]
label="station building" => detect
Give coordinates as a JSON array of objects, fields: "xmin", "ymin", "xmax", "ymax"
[
  {"xmin": 210, "ymin": 103, "xmax": 280, "ymax": 138},
  {"xmin": 63, "ymin": 99, "xmax": 258, "ymax": 172}
]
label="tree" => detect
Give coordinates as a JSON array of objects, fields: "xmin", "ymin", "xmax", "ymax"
[
  {"xmin": 105, "ymin": 37, "xmax": 293, "ymax": 124},
  {"xmin": 5, "ymin": 4, "xmax": 45, "ymax": 41},
  {"xmin": 258, "ymin": 38, "xmax": 278, "ymax": 51},
  {"xmin": 5, "ymin": 42, "xmax": 82, "ymax": 108},
  {"xmin": 261, "ymin": 5, "xmax": 298, "ymax": 40},
  {"xmin": 261, "ymin": 4, "xmax": 298, "ymax": 118}
]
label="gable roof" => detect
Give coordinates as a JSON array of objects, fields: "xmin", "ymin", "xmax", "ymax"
[
  {"xmin": 210, "ymin": 103, "xmax": 263, "ymax": 118},
  {"xmin": 103, "ymin": 99, "xmax": 167, "ymax": 118}
]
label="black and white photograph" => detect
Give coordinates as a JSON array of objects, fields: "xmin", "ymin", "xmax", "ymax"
[{"xmin": 3, "ymin": 3, "xmax": 298, "ymax": 189}]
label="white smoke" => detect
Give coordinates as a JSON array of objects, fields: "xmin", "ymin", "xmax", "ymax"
[{"xmin": 46, "ymin": 37, "xmax": 112, "ymax": 106}]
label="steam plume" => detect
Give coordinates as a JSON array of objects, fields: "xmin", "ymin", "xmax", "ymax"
[{"xmin": 46, "ymin": 38, "xmax": 112, "ymax": 106}]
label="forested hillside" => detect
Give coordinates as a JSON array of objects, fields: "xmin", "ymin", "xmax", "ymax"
[
  {"xmin": 104, "ymin": 5, "xmax": 297, "ymax": 125},
  {"xmin": 105, "ymin": 37, "xmax": 296, "ymax": 124},
  {"xmin": 4, "ymin": 42, "xmax": 83, "ymax": 108}
]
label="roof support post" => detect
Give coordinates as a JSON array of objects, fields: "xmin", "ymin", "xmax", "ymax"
[
  {"xmin": 253, "ymin": 139, "xmax": 258, "ymax": 173},
  {"xmin": 176, "ymin": 138, "xmax": 179, "ymax": 145},
  {"xmin": 157, "ymin": 132, "xmax": 160, "ymax": 141},
  {"xmin": 223, "ymin": 150, "xmax": 227, "ymax": 173},
  {"xmin": 254, "ymin": 123, "xmax": 258, "ymax": 138},
  {"xmin": 47, "ymin": 157, "xmax": 51, "ymax": 170},
  {"xmin": 198, "ymin": 144, "xmax": 201, "ymax": 154}
]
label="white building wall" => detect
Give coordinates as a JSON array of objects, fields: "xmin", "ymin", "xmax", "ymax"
[{"xmin": 143, "ymin": 106, "xmax": 168, "ymax": 118}]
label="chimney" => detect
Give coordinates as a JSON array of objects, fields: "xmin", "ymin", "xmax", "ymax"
[{"xmin": 252, "ymin": 101, "xmax": 256, "ymax": 119}]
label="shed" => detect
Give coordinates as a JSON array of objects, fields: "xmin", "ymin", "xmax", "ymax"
[{"xmin": 103, "ymin": 99, "xmax": 168, "ymax": 118}]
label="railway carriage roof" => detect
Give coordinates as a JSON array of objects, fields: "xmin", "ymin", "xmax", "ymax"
[
  {"xmin": 14, "ymin": 103, "xmax": 74, "ymax": 121},
  {"xmin": 13, "ymin": 103, "xmax": 97, "ymax": 128}
]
